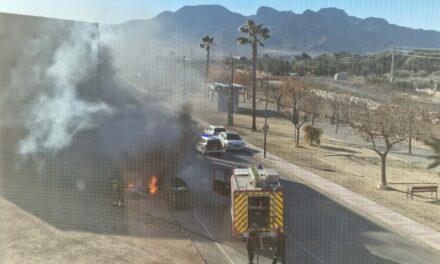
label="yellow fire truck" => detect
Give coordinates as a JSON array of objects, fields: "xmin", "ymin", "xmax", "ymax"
[{"xmin": 229, "ymin": 165, "xmax": 284, "ymax": 238}]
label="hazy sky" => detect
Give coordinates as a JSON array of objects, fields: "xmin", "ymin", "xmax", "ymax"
[{"xmin": 1, "ymin": 0, "xmax": 440, "ymax": 30}]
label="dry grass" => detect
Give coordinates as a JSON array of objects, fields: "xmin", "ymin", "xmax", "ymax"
[{"xmin": 193, "ymin": 93, "xmax": 440, "ymax": 231}]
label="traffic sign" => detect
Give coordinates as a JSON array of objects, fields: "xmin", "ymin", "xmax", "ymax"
[{"xmin": 262, "ymin": 123, "xmax": 269, "ymax": 131}]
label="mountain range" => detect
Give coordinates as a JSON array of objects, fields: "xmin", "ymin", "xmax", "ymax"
[{"xmin": 107, "ymin": 5, "xmax": 440, "ymax": 55}]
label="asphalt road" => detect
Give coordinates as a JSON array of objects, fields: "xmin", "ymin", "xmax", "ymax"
[{"xmin": 174, "ymin": 148, "xmax": 440, "ymax": 264}]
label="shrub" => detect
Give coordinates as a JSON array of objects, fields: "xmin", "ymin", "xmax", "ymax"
[
  {"xmin": 394, "ymin": 70, "xmax": 411, "ymax": 78},
  {"xmin": 303, "ymin": 125, "xmax": 323, "ymax": 146},
  {"xmin": 416, "ymin": 70, "xmax": 428, "ymax": 77}
]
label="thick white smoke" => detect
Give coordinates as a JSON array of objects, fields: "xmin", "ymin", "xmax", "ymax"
[{"xmin": 19, "ymin": 24, "xmax": 113, "ymax": 155}]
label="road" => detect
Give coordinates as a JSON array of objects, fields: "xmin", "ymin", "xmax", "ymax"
[{"xmin": 174, "ymin": 146, "xmax": 440, "ymax": 264}]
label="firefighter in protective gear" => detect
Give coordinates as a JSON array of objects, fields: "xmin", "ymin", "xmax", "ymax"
[
  {"xmin": 113, "ymin": 179, "xmax": 123, "ymax": 207},
  {"xmin": 246, "ymin": 224, "xmax": 260, "ymax": 264},
  {"xmin": 270, "ymin": 224, "xmax": 285, "ymax": 264}
]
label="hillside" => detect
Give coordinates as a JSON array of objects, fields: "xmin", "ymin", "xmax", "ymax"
[{"xmin": 105, "ymin": 5, "xmax": 440, "ymax": 56}]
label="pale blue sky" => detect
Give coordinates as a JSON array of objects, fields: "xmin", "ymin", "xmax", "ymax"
[{"xmin": 1, "ymin": 0, "xmax": 440, "ymax": 30}]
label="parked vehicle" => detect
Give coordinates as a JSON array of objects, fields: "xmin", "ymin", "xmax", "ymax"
[
  {"xmin": 203, "ymin": 125, "xmax": 226, "ymax": 136},
  {"xmin": 218, "ymin": 132, "xmax": 245, "ymax": 151},
  {"xmin": 195, "ymin": 136, "xmax": 223, "ymax": 155}
]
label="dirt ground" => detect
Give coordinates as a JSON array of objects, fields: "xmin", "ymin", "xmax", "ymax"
[
  {"xmin": 193, "ymin": 93, "xmax": 440, "ymax": 232},
  {"xmin": 0, "ymin": 196, "xmax": 203, "ymax": 264}
]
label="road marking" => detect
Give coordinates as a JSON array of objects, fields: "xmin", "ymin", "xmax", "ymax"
[
  {"xmin": 193, "ymin": 211, "xmax": 235, "ymax": 264},
  {"xmin": 285, "ymin": 232, "xmax": 325, "ymax": 264}
]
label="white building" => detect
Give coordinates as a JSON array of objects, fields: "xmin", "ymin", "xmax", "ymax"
[
  {"xmin": 334, "ymin": 72, "xmax": 348, "ymax": 80},
  {"xmin": 206, "ymin": 82, "xmax": 243, "ymax": 112}
]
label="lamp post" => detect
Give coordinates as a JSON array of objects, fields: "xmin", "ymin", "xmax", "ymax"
[
  {"xmin": 183, "ymin": 55, "xmax": 186, "ymax": 99},
  {"xmin": 228, "ymin": 53, "xmax": 234, "ymax": 126},
  {"xmin": 263, "ymin": 54, "xmax": 269, "ymax": 158}
]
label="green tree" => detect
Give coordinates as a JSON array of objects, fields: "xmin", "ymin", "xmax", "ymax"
[
  {"xmin": 237, "ymin": 20, "xmax": 270, "ymax": 131},
  {"xmin": 200, "ymin": 35, "xmax": 215, "ymax": 79},
  {"xmin": 424, "ymin": 137, "xmax": 440, "ymax": 169}
]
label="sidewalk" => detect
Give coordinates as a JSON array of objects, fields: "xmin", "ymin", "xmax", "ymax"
[{"xmin": 245, "ymin": 141, "xmax": 440, "ymax": 253}]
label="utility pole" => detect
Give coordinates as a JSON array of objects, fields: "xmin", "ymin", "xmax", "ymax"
[
  {"xmin": 263, "ymin": 54, "xmax": 270, "ymax": 158},
  {"xmin": 228, "ymin": 54, "xmax": 234, "ymax": 126},
  {"xmin": 328, "ymin": 56, "xmax": 331, "ymax": 77},
  {"xmin": 390, "ymin": 44, "xmax": 396, "ymax": 90},
  {"xmin": 183, "ymin": 55, "xmax": 186, "ymax": 98}
]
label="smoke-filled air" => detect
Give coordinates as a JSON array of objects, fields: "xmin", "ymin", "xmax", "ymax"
[{"xmin": 0, "ymin": 13, "xmax": 201, "ymax": 235}]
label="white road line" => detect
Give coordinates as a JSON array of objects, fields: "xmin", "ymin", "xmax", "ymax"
[
  {"xmin": 285, "ymin": 232, "xmax": 325, "ymax": 264},
  {"xmin": 193, "ymin": 211, "xmax": 235, "ymax": 264}
]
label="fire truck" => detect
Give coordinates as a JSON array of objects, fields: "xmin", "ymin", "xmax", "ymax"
[{"xmin": 213, "ymin": 165, "xmax": 284, "ymax": 238}]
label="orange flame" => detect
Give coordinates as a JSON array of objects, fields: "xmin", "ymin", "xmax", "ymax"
[{"xmin": 149, "ymin": 175, "xmax": 158, "ymax": 194}]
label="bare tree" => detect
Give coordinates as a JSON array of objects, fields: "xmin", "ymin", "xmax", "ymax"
[
  {"xmin": 347, "ymin": 101, "xmax": 409, "ymax": 189},
  {"xmin": 305, "ymin": 91, "xmax": 322, "ymax": 126},
  {"xmin": 271, "ymin": 84, "xmax": 282, "ymax": 114},
  {"xmin": 328, "ymin": 93, "xmax": 339, "ymax": 125},
  {"xmin": 392, "ymin": 97, "xmax": 433, "ymax": 154},
  {"xmin": 334, "ymin": 95, "xmax": 352, "ymax": 134},
  {"xmin": 234, "ymin": 71, "xmax": 252, "ymax": 102},
  {"xmin": 281, "ymin": 78, "xmax": 310, "ymax": 147}
]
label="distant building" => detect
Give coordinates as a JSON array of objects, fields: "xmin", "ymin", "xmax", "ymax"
[
  {"xmin": 334, "ymin": 72, "xmax": 348, "ymax": 80},
  {"xmin": 205, "ymin": 82, "xmax": 243, "ymax": 112}
]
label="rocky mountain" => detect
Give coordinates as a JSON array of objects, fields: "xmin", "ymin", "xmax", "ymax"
[{"xmin": 105, "ymin": 5, "xmax": 440, "ymax": 56}]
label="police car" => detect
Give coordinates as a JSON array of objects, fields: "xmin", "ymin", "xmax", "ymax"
[{"xmin": 195, "ymin": 135, "xmax": 223, "ymax": 155}]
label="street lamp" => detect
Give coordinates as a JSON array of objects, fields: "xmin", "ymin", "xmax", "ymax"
[
  {"xmin": 263, "ymin": 54, "xmax": 269, "ymax": 158},
  {"xmin": 183, "ymin": 55, "xmax": 186, "ymax": 99},
  {"xmin": 228, "ymin": 53, "xmax": 234, "ymax": 126}
]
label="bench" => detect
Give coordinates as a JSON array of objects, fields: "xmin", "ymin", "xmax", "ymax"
[{"xmin": 406, "ymin": 185, "xmax": 438, "ymax": 200}]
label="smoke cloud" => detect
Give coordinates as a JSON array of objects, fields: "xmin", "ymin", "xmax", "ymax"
[{"xmin": 19, "ymin": 25, "xmax": 113, "ymax": 155}]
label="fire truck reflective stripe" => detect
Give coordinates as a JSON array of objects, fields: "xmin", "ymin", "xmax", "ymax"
[
  {"xmin": 276, "ymin": 205, "xmax": 284, "ymax": 216},
  {"xmin": 236, "ymin": 220, "xmax": 247, "ymax": 233},
  {"xmin": 235, "ymin": 205, "xmax": 247, "ymax": 220},
  {"xmin": 274, "ymin": 192, "xmax": 284, "ymax": 228},
  {"xmin": 235, "ymin": 214, "xmax": 247, "ymax": 233},
  {"xmin": 276, "ymin": 192, "xmax": 283, "ymax": 204},
  {"xmin": 235, "ymin": 196, "xmax": 247, "ymax": 209},
  {"xmin": 236, "ymin": 218, "xmax": 246, "ymax": 228},
  {"xmin": 276, "ymin": 217, "xmax": 283, "ymax": 228},
  {"xmin": 234, "ymin": 193, "xmax": 247, "ymax": 234},
  {"xmin": 270, "ymin": 194, "xmax": 275, "ymax": 225},
  {"xmin": 247, "ymin": 192, "xmax": 267, "ymax": 196}
]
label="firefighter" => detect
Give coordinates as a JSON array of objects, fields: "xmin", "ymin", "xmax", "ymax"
[
  {"xmin": 270, "ymin": 224, "xmax": 285, "ymax": 264},
  {"xmin": 246, "ymin": 224, "xmax": 260, "ymax": 264},
  {"xmin": 113, "ymin": 179, "xmax": 123, "ymax": 207}
]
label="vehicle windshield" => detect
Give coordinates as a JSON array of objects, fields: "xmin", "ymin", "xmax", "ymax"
[
  {"xmin": 226, "ymin": 134, "xmax": 241, "ymax": 140},
  {"xmin": 214, "ymin": 127, "xmax": 226, "ymax": 133}
]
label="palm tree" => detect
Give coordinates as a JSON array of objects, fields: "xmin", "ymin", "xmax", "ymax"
[
  {"xmin": 236, "ymin": 20, "xmax": 270, "ymax": 131},
  {"xmin": 200, "ymin": 35, "xmax": 215, "ymax": 79},
  {"xmin": 425, "ymin": 137, "xmax": 440, "ymax": 169}
]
